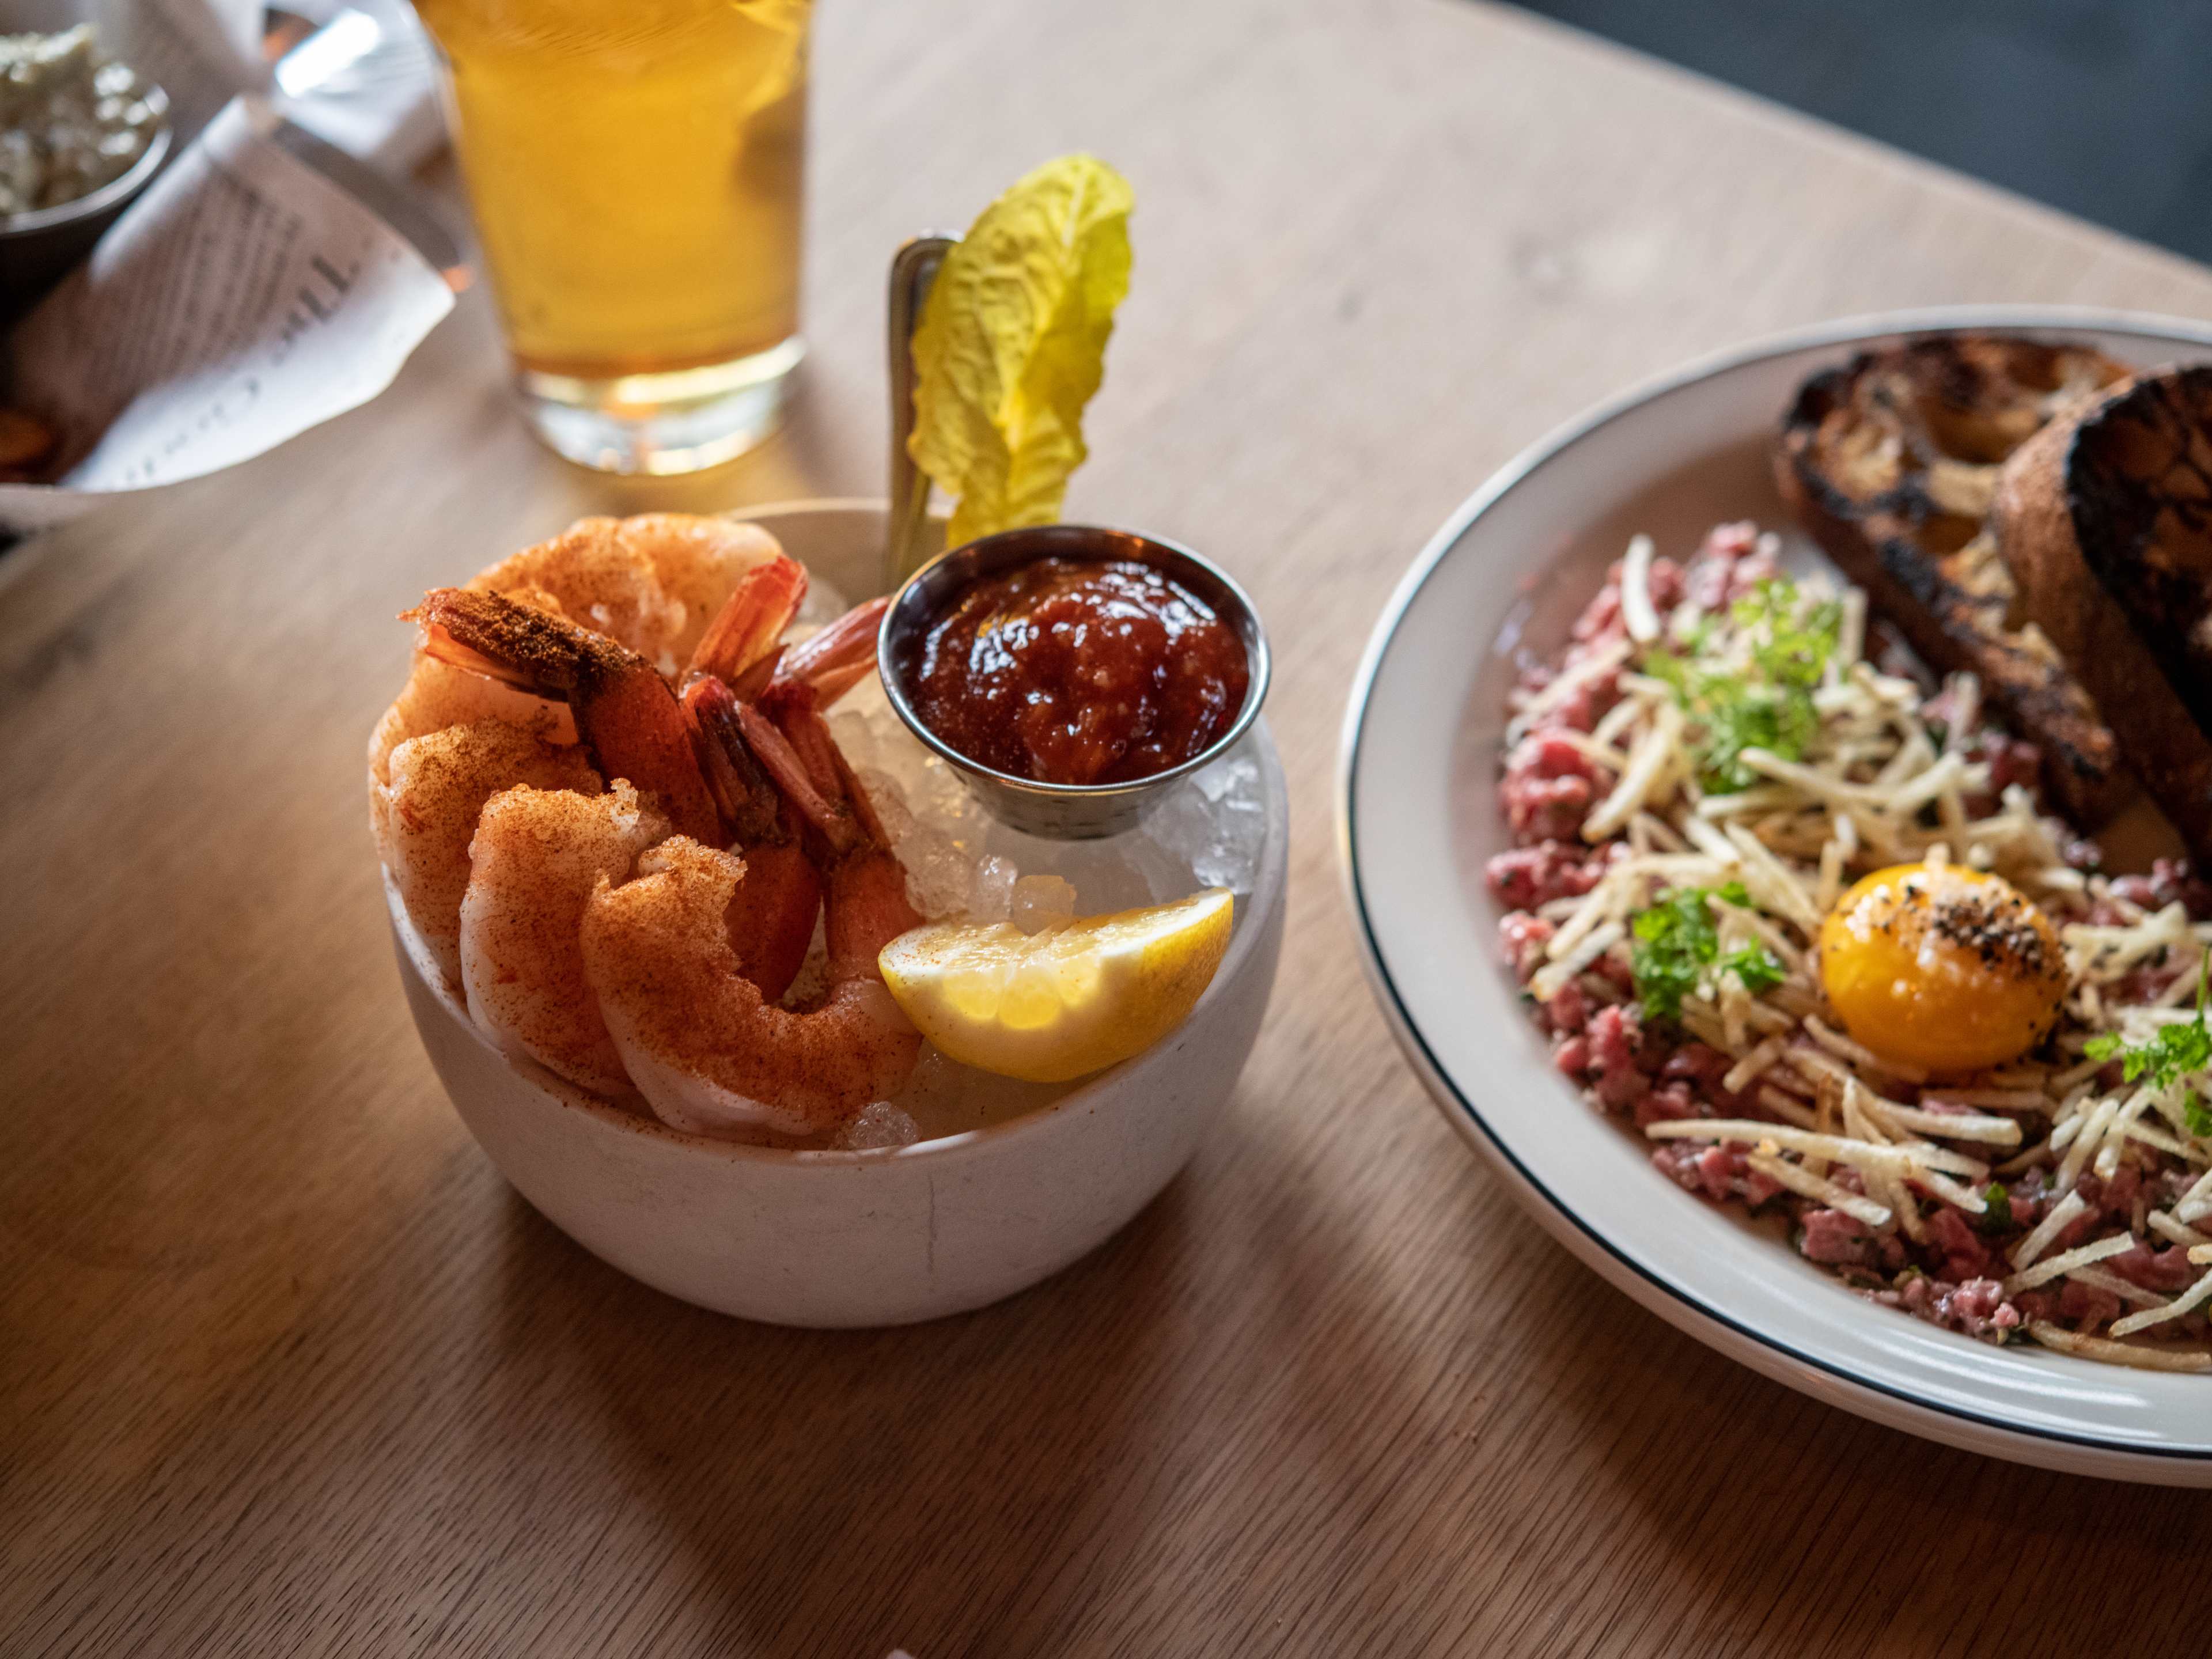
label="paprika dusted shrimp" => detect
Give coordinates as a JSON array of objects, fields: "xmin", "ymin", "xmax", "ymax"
[
  {"xmin": 368, "ymin": 618, "xmax": 575, "ymax": 789},
  {"xmin": 468, "ymin": 512, "xmax": 786, "ymax": 670},
  {"xmin": 582, "ymin": 835, "xmax": 923, "ymax": 1141},
  {"xmin": 373, "ymin": 522, "xmax": 794, "ymax": 985},
  {"xmin": 411, "ymin": 570, "xmax": 887, "ymax": 991},
  {"xmin": 402, "ymin": 567, "xmax": 900, "ymax": 1087},
  {"xmin": 674, "ymin": 556, "xmax": 891, "ymax": 999},
  {"xmin": 459, "ymin": 780, "xmax": 668, "ymax": 1094},
  {"xmin": 582, "ymin": 638, "xmax": 922, "ymax": 1138},
  {"xmin": 369, "ymin": 511, "xmax": 769, "ymax": 782},
  {"xmin": 408, "ymin": 586, "xmax": 725, "ymax": 845},
  {"xmin": 373, "ymin": 721, "xmax": 600, "ymax": 987},
  {"xmin": 370, "ymin": 513, "xmax": 925, "ymax": 1121}
]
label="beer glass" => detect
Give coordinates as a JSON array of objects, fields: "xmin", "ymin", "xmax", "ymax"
[{"xmin": 414, "ymin": 0, "xmax": 809, "ymax": 474}]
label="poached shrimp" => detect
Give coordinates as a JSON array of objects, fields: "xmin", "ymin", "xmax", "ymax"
[{"xmin": 368, "ymin": 619, "xmax": 576, "ymax": 790}]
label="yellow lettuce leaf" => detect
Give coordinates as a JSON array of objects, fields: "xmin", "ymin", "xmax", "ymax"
[{"xmin": 908, "ymin": 155, "xmax": 1134, "ymax": 551}]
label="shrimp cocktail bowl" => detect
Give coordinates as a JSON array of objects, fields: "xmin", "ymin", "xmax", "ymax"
[{"xmin": 371, "ymin": 506, "xmax": 1286, "ymax": 1326}]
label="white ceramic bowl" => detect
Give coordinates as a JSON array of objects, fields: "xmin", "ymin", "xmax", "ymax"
[
  {"xmin": 391, "ymin": 500, "xmax": 1288, "ymax": 1327},
  {"xmin": 1341, "ymin": 308, "xmax": 2212, "ymax": 1485}
]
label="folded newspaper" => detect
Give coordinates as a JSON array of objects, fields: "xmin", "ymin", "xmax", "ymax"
[{"xmin": 0, "ymin": 3, "xmax": 457, "ymax": 536}]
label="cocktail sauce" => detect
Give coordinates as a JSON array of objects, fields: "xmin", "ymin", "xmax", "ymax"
[{"xmin": 899, "ymin": 557, "xmax": 1249, "ymax": 786}]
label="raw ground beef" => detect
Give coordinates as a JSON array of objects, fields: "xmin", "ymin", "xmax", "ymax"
[{"xmin": 1483, "ymin": 524, "xmax": 2211, "ymax": 1351}]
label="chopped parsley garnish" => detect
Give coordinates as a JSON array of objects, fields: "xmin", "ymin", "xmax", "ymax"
[
  {"xmin": 1722, "ymin": 944, "xmax": 1786, "ymax": 995},
  {"xmin": 1977, "ymin": 1180, "xmax": 2013, "ymax": 1236},
  {"xmin": 2084, "ymin": 946, "xmax": 2212, "ymax": 1093},
  {"xmin": 1646, "ymin": 577, "xmax": 1840, "ymax": 793},
  {"xmin": 1737, "ymin": 579, "xmax": 1843, "ymax": 690},
  {"xmin": 1628, "ymin": 882, "xmax": 1785, "ymax": 1024},
  {"xmin": 2187, "ymin": 1093, "xmax": 2212, "ymax": 1141}
]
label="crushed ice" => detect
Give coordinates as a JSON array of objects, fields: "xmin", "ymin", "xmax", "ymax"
[
  {"xmin": 828, "ymin": 669, "xmax": 1269, "ymax": 924},
  {"xmin": 828, "ymin": 1100, "xmax": 922, "ymax": 1152},
  {"xmin": 812, "ymin": 660, "xmax": 1270, "ymax": 1146}
]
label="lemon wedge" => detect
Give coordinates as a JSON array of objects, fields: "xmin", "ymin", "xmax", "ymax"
[{"xmin": 878, "ymin": 888, "xmax": 1234, "ymax": 1083}]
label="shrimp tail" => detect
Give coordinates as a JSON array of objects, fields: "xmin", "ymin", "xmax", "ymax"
[
  {"xmin": 777, "ymin": 597, "xmax": 890, "ymax": 705},
  {"xmin": 578, "ymin": 665, "xmax": 726, "ymax": 849},
  {"xmin": 824, "ymin": 846, "xmax": 922, "ymax": 979},
  {"xmin": 681, "ymin": 676, "xmax": 782, "ymax": 843},
  {"xmin": 684, "ymin": 674, "xmax": 823, "ymax": 1001},
  {"xmin": 725, "ymin": 646, "xmax": 783, "ymax": 704},
  {"xmin": 725, "ymin": 834, "xmax": 822, "ymax": 1003},
  {"xmin": 752, "ymin": 684, "xmax": 901, "ymax": 855},
  {"xmin": 685, "ymin": 551, "xmax": 808, "ymax": 684},
  {"xmin": 732, "ymin": 700, "xmax": 859, "ymax": 854},
  {"xmin": 823, "ymin": 717, "xmax": 897, "ymax": 852}
]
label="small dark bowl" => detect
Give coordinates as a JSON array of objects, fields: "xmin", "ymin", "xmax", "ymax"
[
  {"xmin": 0, "ymin": 109, "xmax": 171, "ymax": 322},
  {"xmin": 878, "ymin": 524, "xmax": 1272, "ymax": 839}
]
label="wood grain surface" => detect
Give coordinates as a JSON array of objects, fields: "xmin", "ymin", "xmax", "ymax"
[{"xmin": 7, "ymin": 1, "xmax": 2212, "ymax": 1653}]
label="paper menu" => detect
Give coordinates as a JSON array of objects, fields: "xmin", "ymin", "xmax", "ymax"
[{"xmin": 0, "ymin": 97, "xmax": 456, "ymax": 533}]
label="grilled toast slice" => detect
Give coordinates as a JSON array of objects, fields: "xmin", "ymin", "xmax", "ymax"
[
  {"xmin": 1773, "ymin": 334, "xmax": 2133, "ymax": 824},
  {"xmin": 1995, "ymin": 365, "xmax": 2212, "ymax": 860}
]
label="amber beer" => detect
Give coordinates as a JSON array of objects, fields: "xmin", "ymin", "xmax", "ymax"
[{"xmin": 412, "ymin": 0, "xmax": 810, "ymax": 473}]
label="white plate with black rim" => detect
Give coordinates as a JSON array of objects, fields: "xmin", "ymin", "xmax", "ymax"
[{"xmin": 1339, "ymin": 305, "xmax": 2212, "ymax": 1486}]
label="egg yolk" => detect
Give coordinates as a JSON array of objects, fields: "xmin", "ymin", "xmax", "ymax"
[{"xmin": 1817, "ymin": 863, "xmax": 2066, "ymax": 1075}]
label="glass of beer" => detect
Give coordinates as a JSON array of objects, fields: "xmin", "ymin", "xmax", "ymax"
[{"xmin": 412, "ymin": 0, "xmax": 809, "ymax": 474}]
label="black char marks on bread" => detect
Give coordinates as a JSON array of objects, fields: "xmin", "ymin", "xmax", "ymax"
[
  {"xmin": 1773, "ymin": 334, "xmax": 2134, "ymax": 825},
  {"xmin": 1995, "ymin": 365, "xmax": 2212, "ymax": 862}
]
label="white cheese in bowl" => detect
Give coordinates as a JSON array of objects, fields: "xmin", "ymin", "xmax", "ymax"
[{"xmin": 0, "ymin": 25, "xmax": 162, "ymax": 218}]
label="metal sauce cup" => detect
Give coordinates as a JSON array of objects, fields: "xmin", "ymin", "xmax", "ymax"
[{"xmin": 878, "ymin": 524, "xmax": 1271, "ymax": 839}]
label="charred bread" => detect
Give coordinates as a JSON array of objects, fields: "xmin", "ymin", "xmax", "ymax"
[
  {"xmin": 1774, "ymin": 334, "xmax": 2133, "ymax": 825},
  {"xmin": 1996, "ymin": 365, "xmax": 2212, "ymax": 860}
]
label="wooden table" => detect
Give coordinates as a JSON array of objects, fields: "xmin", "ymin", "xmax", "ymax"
[{"xmin": 8, "ymin": 2, "xmax": 2211, "ymax": 1652}]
